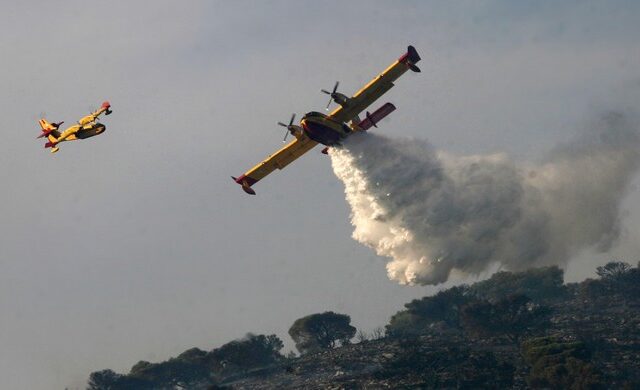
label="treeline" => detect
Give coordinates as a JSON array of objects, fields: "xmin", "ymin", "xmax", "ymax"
[
  {"xmin": 385, "ymin": 265, "xmax": 566, "ymax": 338},
  {"xmin": 384, "ymin": 260, "xmax": 639, "ymax": 388},
  {"xmin": 387, "ymin": 261, "xmax": 639, "ymax": 338},
  {"xmin": 88, "ymin": 312, "xmax": 358, "ymax": 389},
  {"xmin": 87, "ymin": 261, "xmax": 640, "ymax": 389}
]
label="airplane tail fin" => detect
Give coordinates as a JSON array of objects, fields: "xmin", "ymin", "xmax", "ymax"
[
  {"xmin": 101, "ymin": 101, "xmax": 112, "ymax": 115},
  {"xmin": 37, "ymin": 119, "xmax": 62, "ymax": 139}
]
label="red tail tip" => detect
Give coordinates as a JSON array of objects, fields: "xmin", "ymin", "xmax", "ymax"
[{"xmin": 101, "ymin": 101, "xmax": 111, "ymax": 109}]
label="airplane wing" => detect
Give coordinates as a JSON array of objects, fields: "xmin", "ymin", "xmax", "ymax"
[
  {"xmin": 232, "ymin": 135, "xmax": 318, "ymax": 194},
  {"xmin": 328, "ymin": 45, "xmax": 420, "ymax": 124}
]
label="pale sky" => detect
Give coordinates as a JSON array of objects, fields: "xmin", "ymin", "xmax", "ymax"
[{"xmin": 2, "ymin": 1, "xmax": 640, "ymax": 388}]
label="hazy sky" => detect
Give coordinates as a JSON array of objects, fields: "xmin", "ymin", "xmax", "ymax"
[{"xmin": 2, "ymin": 1, "xmax": 640, "ymax": 388}]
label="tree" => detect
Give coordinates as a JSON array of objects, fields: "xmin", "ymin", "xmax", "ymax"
[
  {"xmin": 87, "ymin": 370, "xmax": 122, "ymax": 389},
  {"xmin": 583, "ymin": 261, "xmax": 639, "ymax": 300},
  {"xmin": 288, "ymin": 311, "xmax": 356, "ymax": 354},
  {"xmin": 460, "ymin": 294, "xmax": 550, "ymax": 342},
  {"xmin": 127, "ymin": 357, "xmax": 212, "ymax": 388},
  {"xmin": 596, "ymin": 261, "xmax": 631, "ymax": 280},
  {"xmin": 471, "ymin": 266, "xmax": 566, "ymax": 303},
  {"xmin": 209, "ymin": 333, "xmax": 284, "ymax": 376},
  {"xmin": 386, "ymin": 285, "xmax": 474, "ymax": 337},
  {"xmin": 87, "ymin": 369, "xmax": 153, "ymax": 390},
  {"xmin": 521, "ymin": 337, "xmax": 603, "ymax": 389}
]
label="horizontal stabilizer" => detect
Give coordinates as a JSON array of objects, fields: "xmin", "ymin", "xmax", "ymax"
[
  {"xmin": 37, "ymin": 120, "xmax": 62, "ymax": 138},
  {"xmin": 399, "ymin": 45, "xmax": 421, "ymax": 72},
  {"xmin": 356, "ymin": 102, "xmax": 396, "ymax": 131},
  {"xmin": 231, "ymin": 175, "xmax": 257, "ymax": 195}
]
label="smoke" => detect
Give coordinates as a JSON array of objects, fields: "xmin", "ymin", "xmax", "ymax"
[{"xmin": 330, "ymin": 111, "xmax": 640, "ymax": 285}]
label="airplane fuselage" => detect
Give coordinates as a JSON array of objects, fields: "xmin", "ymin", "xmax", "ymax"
[{"xmin": 300, "ymin": 112, "xmax": 351, "ymax": 146}]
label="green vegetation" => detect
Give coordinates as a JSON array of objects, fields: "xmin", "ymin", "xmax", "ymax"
[
  {"xmin": 209, "ymin": 333, "xmax": 284, "ymax": 376},
  {"xmin": 578, "ymin": 261, "xmax": 640, "ymax": 300},
  {"xmin": 471, "ymin": 265, "xmax": 566, "ymax": 303},
  {"xmin": 87, "ymin": 261, "xmax": 640, "ymax": 389},
  {"xmin": 460, "ymin": 294, "xmax": 550, "ymax": 342},
  {"xmin": 288, "ymin": 311, "xmax": 356, "ymax": 354},
  {"xmin": 89, "ymin": 334, "xmax": 283, "ymax": 389},
  {"xmin": 386, "ymin": 285, "xmax": 473, "ymax": 336},
  {"xmin": 386, "ymin": 266, "xmax": 561, "ymax": 338},
  {"xmin": 522, "ymin": 337, "xmax": 603, "ymax": 389}
]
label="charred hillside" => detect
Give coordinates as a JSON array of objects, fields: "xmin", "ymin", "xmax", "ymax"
[{"xmin": 88, "ymin": 262, "xmax": 640, "ymax": 389}]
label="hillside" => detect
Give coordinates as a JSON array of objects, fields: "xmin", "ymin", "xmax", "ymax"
[{"xmin": 88, "ymin": 262, "xmax": 640, "ymax": 389}]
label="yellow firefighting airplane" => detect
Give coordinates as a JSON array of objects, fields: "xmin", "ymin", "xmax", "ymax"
[
  {"xmin": 232, "ymin": 45, "xmax": 421, "ymax": 195},
  {"xmin": 37, "ymin": 101, "xmax": 112, "ymax": 153}
]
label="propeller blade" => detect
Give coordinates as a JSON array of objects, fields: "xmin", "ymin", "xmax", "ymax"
[
  {"xmin": 325, "ymin": 96, "xmax": 333, "ymax": 110},
  {"xmin": 279, "ymin": 113, "xmax": 297, "ymax": 142},
  {"xmin": 323, "ymin": 81, "xmax": 340, "ymax": 110}
]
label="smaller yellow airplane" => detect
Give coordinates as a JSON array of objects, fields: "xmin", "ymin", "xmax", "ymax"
[{"xmin": 37, "ymin": 101, "xmax": 112, "ymax": 153}]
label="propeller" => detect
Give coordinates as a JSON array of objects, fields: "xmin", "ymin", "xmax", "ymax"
[
  {"xmin": 278, "ymin": 113, "xmax": 296, "ymax": 142},
  {"xmin": 321, "ymin": 81, "xmax": 340, "ymax": 110}
]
